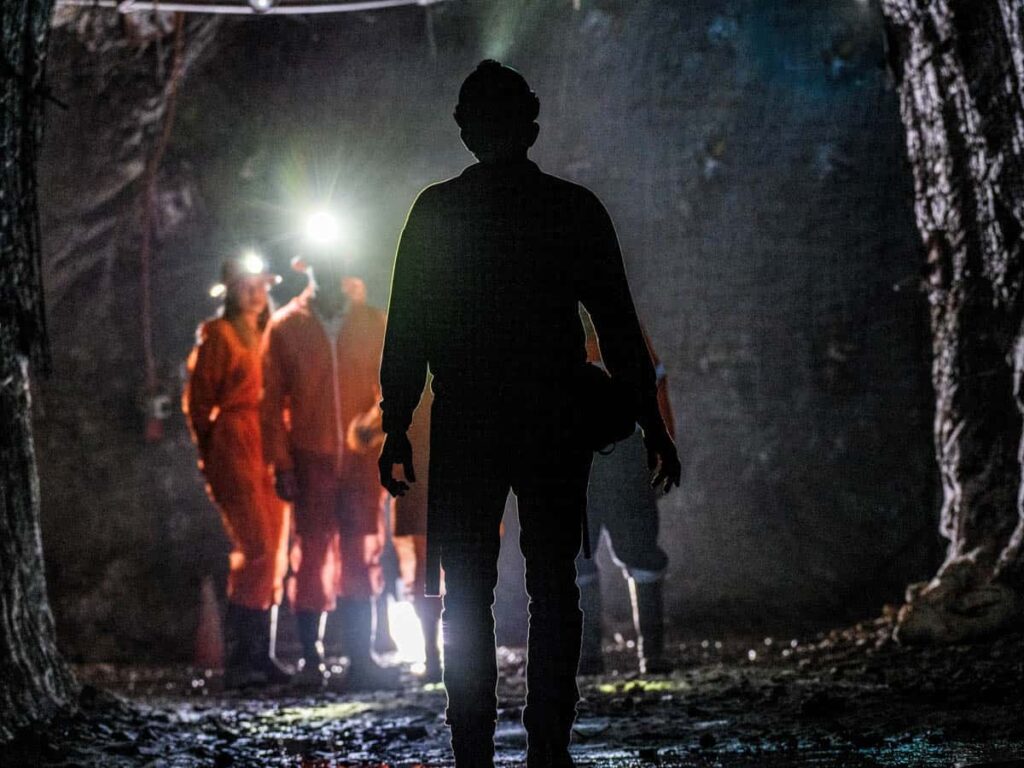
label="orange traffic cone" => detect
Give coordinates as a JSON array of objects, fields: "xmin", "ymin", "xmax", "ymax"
[{"xmin": 194, "ymin": 576, "xmax": 224, "ymax": 669}]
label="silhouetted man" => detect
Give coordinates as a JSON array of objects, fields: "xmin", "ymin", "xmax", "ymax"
[{"xmin": 378, "ymin": 60, "xmax": 680, "ymax": 768}]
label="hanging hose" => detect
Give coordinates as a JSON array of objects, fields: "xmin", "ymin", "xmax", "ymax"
[{"xmin": 139, "ymin": 12, "xmax": 186, "ymax": 442}]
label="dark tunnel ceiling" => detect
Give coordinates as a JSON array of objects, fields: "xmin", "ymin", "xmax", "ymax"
[{"xmin": 56, "ymin": 0, "xmax": 444, "ymax": 16}]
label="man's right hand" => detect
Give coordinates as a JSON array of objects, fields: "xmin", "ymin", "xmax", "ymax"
[
  {"xmin": 378, "ymin": 432, "xmax": 416, "ymax": 498},
  {"xmin": 274, "ymin": 468, "xmax": 298, "ymax": 502}
]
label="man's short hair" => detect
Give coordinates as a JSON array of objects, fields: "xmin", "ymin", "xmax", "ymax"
[{"xmin": 454, "ymin": 60, "xmax": 540, "ymax": 126}]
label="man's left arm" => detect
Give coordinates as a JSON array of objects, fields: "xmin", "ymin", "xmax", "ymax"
[{"xmin": 577, "ymin": 192, "xmax": 680, "ymax": 491}]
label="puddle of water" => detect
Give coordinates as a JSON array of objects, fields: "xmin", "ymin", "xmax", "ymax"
[{"xmin": 255, "ymin": 701, "xmax": 378, "ymax": 724}]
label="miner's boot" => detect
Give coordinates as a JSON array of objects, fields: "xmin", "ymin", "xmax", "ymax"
[
  {"xmin": 223, "ymin": 603, "xmax": 258, "ymax": 689},
  {"xmin": 293, "ymin": 610, "xmax": 327, "ymax": 688},
  {"xmin": 577, "ymin": 578, "xmax": 605, "ymax": 676},
  {"xmin": 373, "ymin": 592, "xmax": 398, "ymax": 654},
  {"xmin": 417, "ymin": 596, "xmax": 443, "ymax": 682},
  {"xmin": 248, "ymin": 605, "xmax": 293, "ymax": 685},
  {"xmin": 629, "ymin": 578, "xmax": 671, "ymax": 675},
  {"xmin": 340, "ymin": 597, "xmax": 401, "ymax": 691}
]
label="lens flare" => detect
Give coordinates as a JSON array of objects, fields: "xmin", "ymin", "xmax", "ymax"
[{"xmin": 305, "ymin": 210, "xmax": 341, "ymax": 246}]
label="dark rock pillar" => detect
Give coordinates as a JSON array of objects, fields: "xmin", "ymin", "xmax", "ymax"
[
  {"xmin": 0, "ymin": 0, "xmax": 78, "ymax": 740},
  {"xmin": 882, "ymin": 0, "xmax": 1024, "ymax": 642}
]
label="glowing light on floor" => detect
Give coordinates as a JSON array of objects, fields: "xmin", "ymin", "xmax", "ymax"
[{"xmin": 386, "ymin": 596, "xmax": 426, "ymax": 666}]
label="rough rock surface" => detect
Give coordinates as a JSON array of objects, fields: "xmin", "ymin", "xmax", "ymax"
[
  {"xmin": 0, "ymin": 0, "xmax": 78, "ymax": 741},
  {"xmin": 880, "ymin": 0, "xmax": 1024, "ymax": 642}
]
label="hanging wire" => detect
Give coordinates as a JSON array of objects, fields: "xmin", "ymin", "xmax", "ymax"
[{"xmin": 138, "ymin": 11, "xmax": 186, "ymax": 394}]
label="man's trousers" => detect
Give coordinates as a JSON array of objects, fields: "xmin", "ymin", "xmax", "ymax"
[{"xmin": 428, "ymin": 397, "xmax": 593, "ymax": 758}]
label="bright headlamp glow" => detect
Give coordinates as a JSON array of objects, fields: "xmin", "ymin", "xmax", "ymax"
[
  {"xmin": 248, "ymin": 0, "xmax": 276, "ymax": 13},
  {"xmin": 209, "ymin": 283, "xmax": 226, "ymax": 298},
  {"xmin": 242, "ymin": 250, "xmax": 266, "ymax": 275},
  {"xmin": 304, "ymin": 210, "xmax": 341, "ymax": 247}
]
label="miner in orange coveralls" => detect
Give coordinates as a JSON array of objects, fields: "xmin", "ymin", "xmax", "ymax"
[
  {"xmin": 577, "ymin": 311, "xmax": 677, "ymax": 676},
  {"xmin": 261, "ymin": 261, "xmax": 397, "ymax": 690},
  {"xmin": 183, "ymin": 256, "xmax": 291, "ymax": 688}
]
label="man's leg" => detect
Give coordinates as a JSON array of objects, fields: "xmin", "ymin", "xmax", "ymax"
[
  {"xmin": 516, "ymin": 448, "xmax": 593, "ymax": 765},
  {"xmin": 601, "ymin": 432, "xmax": 671, "ymax": 674},
  {"xmin": 338, "ymin": 529, "xmax": 398, "ymax": 690},
  {"xmin": 396, "ymin": 532, "xmax": 444, "ymax": 680},
  {"xmin": 413, "ymin": 534, "xmax": 444, "ymax": 681},
  {"xmin": 429, "ymin": 401, "xmax": 509, "ymax": 767},
  {"xmin": 292, "ymin": 453, "xmax": 342, "ymax": 682},
  {"xmin": 439, "ymin": 500, "xmax": 505, "ymax": 765}
]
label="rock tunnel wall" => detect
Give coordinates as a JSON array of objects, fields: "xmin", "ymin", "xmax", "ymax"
[{"xmin": 34, "ymin": 0, "xmax": 937, "ymax": 660}]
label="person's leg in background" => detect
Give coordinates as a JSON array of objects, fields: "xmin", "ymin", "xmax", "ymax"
[
  {"xmin": 337, "ymin": 521, "xmax": 398, "ymax": 690},
  {"xmin": 600, "ymin": 432, "xmax": 671, "ymax": 674},
  {"xmin": 207, "ymin": 430, "xmax": 292, "ymax": 688},
  {"xmin": 373, "ymin": 505, "xmax": 399, "ymax": 655},
  {"xmin": 516, "ymin": 445, "xmax": 593, "ymax": 768},
  {"xmin": 393, "ymin": 532, "xmax": 443, "ymax": 681},
  {"xmin": 575, "ymin": 476, "xmax": 609, "ymax": 676},
  {"xmin": 291, "ymin": 451, "xmax": 342, "ymax": 686},
  {"xmin": 413, "ymin": 534, "xmax": 443, "ymax": 681}
]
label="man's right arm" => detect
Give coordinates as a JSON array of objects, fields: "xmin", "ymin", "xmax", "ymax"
[
  {"xmin": 378, "ymin": 193, "xmax": 432, "ymax": 497},
  {"xmin": 380, "ymin": 194, "xmax": 431, "ymax": 435}
]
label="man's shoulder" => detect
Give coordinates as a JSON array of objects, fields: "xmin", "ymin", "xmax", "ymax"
[
  {"xmin": 196, "ymin": 316, "xmax": 229, "ymax": 345},
  {"xmin": 410, "ymin": 177, "xmax": 460, "ymax": 209},
  {"xmin": 537, "ymin": 170, "xmax": 604, "ymax": 209}
]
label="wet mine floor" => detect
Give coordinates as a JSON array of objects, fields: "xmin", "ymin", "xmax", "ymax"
[{"xmin": 7, "ymin": 619, "xmax": 1024, "ymax": 767}]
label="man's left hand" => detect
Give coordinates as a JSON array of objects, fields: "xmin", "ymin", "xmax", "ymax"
[{"xmin": 644, "ymin": 427, "xmax": 681, "ymax": 494}]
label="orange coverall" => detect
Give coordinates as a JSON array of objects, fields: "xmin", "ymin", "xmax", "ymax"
[
  {"xmin": 183, "ymin": 317, "xmax": 289, "ymax": 610},
  {"xmin": 261, "ymin": 288, "xmax": 388, "ymax": 612}
]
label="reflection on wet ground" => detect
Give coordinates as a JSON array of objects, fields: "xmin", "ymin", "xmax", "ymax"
[{"xmin": 7, "ymin": 619, "xmax": 1024, "ymax": 766}]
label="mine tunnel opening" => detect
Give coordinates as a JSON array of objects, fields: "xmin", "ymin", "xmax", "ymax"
[{"xmin": 3, "ymin": 0, "xmax": 1024, "ymax": 766}]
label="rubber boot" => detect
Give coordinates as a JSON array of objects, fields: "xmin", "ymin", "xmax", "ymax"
[
  {"xmin": 416, "ymin": 596, "xmax": 443, "ymax": 682},
  {"xmin": 339, "ymin": 597, "xmax": 401, "ymax": 691},
  {"xmin": 223, "ymin": 603, "xmax": 256, "ymax": 689},
  {"xmin": 248, "ymin": 606, "xmax": 293, "ymax": 684},
  {"xmin": 629, "ymin": 578, "xmax": 671, "ymax": 675},
  {"xmin": 577, "ymin": 578, "xmax": 605, "ymax": 675},
  {"xmin": 373, "ymin": 592, "xmax": 398, "ymax": 654},
  {"xmin": 293, "ymin": 610, "xmax": 327, "ymax": 688}
]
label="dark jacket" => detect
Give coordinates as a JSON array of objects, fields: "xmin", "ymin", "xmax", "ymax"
[{"xmin": 380, "ymin": 159, "xmax": 659, "ymax": 435}]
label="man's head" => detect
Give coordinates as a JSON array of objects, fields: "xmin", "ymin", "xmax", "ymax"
[{"xmin": 454, "ymin": 60, "xmax": 539, "ymax": 163}]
